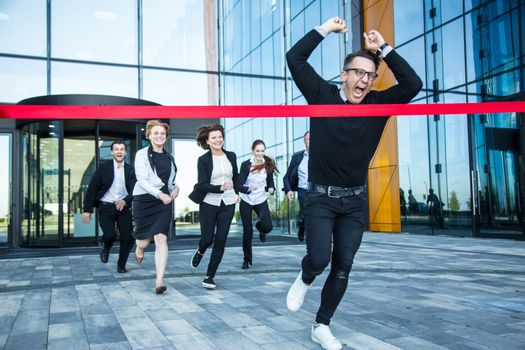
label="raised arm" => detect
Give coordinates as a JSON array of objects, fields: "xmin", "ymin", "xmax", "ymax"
[{"xmin": 365, "ymin": 29, "xmax": 423, "ymax": 104}]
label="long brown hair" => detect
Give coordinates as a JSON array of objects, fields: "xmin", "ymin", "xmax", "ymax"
[
  {"xmin": 250, "ymin": 139, "xmax": 278, "ymax": 175},
  {"xmin": 195, "ymin": 124, "xmax": 225, "ymax": 150}
]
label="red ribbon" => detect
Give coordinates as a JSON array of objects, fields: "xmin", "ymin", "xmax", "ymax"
[{"xmin": 0, "ymin": 102, "xmax": 524, "ymax": 119}]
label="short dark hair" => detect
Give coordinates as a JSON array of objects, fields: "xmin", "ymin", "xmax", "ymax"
[
  {"xmin": 196, "ymin": 124, "xmax": 225, "ymax": 150},
  {"xmin": 343, "ymin": 49, "xmax": 381, "ymax": 71},
  {"xmin": 110, "ymin": 140, "xmax": 126, "ymax": 151}
]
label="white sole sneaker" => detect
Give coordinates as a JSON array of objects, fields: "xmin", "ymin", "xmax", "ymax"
[
  {"xmin": 311, "ymin": 324, "xmax": 342, "ymax": 350},
  {"xmin": 286, "ymin": 271, "xmax": 310, "ymax": 312}
]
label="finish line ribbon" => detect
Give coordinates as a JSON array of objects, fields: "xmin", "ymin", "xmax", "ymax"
[{"xmin": 0, "ymin": 102, "xmax": 524, "ymax": 119}]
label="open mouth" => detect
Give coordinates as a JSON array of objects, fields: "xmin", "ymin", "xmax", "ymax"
[{"xmin": 354, "ymin": 86, "xmax": 365, "ymax": 95}]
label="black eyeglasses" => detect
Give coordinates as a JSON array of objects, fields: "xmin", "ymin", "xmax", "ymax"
[{"xmin": 344, "ymin": 68, "xmax": 378, "ymax": 81}]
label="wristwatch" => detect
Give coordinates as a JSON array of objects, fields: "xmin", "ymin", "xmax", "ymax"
[{"xmin": 377, "ymin": 43, "xmax": 389, "ymax": 58}]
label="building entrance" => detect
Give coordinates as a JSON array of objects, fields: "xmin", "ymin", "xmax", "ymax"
[
  {"xmin": 471, "ymin": 111, "xmax": 525, "ymax": 239},
  {"xmin": 17, "ymin": 94, "xmax": 157, "ymax": 247},
  {"xmin": 21, "ymin": 119, "xmax": 145, "ymax": 247}
]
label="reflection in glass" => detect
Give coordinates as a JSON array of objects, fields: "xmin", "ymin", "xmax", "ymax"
[
  {"xmin": 172, "ymin": 139, "xmax": 206, "ymax": 236},
  {"xmin": 63, "ymin": 137, "xmax": 96, "ymax": 240},
  {"xmin": 398, "ymin": 115, "xmax": 430, "ymax": 225},
  {"xmin": 23, "ymin": 122, "xmax": 62, "ymax": 246},
  {"xmin": 0, "ymin": 134, "xmax": 11, "ymax": 244},
  {"xmin": 52, "ymin": 62, "xmax": 138, "ymax": 98},
  {"xmin": 442, "ymin": 19, "xmax": 465, "ymax": 89},
  {"xmin": 142, "ymin": 69, "xmax": 214, "ymax": 105},
  {"xmin": 143, "ymin": 0, "xmax": 210, "ymax": 70},
  {"xmin": 0, "ymin": 0, "xmax": 46, "ymax": 56},
  {"xmin": 393, "ymin": 0, "xmax": 423, "ymax": 44},
  {"xmin": 52, "ymin": 0, "xmax": 137, "ymax": 64},
  {"xmin": 0, "ymin": 57, "xmax": 47, "ymax": 103}
]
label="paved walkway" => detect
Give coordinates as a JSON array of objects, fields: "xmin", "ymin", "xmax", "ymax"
[{"xmin": 0, "ymin": 233, "xmax": 524, "ymax": 349}]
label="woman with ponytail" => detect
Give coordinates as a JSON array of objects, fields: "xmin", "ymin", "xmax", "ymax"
[{"xmin": 237, "ymin": 139, "xmax": 278, "ymax": 269}]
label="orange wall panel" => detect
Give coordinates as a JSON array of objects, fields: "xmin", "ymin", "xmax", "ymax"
[{"xmin": 362, "ymin": 0, "xmax": 401, "ymax": 232}]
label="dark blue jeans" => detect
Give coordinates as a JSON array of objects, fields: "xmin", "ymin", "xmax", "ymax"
[{"xmin": 301, "ymin": 190, "xmax": 368, "ymax": 325}]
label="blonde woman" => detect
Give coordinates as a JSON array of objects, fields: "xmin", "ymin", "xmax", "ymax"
[{"xmin": 133, "ymin": 120, "xmax": 179, "ymax": 294}]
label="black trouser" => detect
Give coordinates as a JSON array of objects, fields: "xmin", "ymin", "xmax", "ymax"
[
  {"xmin": 240, "ymin": 199, "xmax": 273, "ymax": 264},
  {"xmin": 198, "ymin": 201, "xmax": 235, "ymax": 278},
  {"xmin": 297, "ymin": 188, "xmax": 307, "ymax": 234},
  {"xmin": 98, "ymin": 203, "xmax": 134, "ymax": 269},
  {"xmin": 301, "ymin": 190, "xmax": 368, "ymax": 325}
]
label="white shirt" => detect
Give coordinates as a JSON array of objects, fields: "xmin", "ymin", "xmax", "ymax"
[
  {"xmin": 203, "ymin": 154, "xmax": 237, "ymax": 206},
  {"xmin": 239, "ymin": 165, "xmax": 268, "ymax": 206},
  {"xmin": 100, "ymin": 160, "xmax": 127, "ymax": 203},
  {"xmin": 298, "ymin": 151, "xmax": 309, "ymax": 190}
]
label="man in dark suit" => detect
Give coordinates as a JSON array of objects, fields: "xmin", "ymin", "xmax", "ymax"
[
  {"xmin": 82, "ymin": 140, "xmax": 136, "ymax": 273},
  {"xmin": 283, "ymin": 130, "xmax": 309, "ymax": 241}
]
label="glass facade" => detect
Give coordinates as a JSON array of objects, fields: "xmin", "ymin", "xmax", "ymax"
[
  {"xmin": 0, "ymin": 0, "xmax": 523, "ymax": 246},
  {"xmin": 0, "ymin": 134, "xmax": 11, "ymax": 245},
  {"xmin": 394, "ymin": 0, "xmax": 524, "ymax": 236},
  {"xmin": 220, "ymin": 0, "xmax": 353, "ymax": 233}
]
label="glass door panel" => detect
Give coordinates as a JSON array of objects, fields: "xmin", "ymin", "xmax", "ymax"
[
  {"xmin": 172, "ymin": 139, "xmax": 205, "ymax": 237},
  {"xmin": 63, "ymin": 136, "xmax": 97, "ymax": 243},
  {"xmin": 472, "ymin": 112, "xmax": 524, "ymax": 238},
  {"xmin": 22, "ymin": 121, "xmax": 61, "ymax": 246},
  {"xmin": 0, "ymin": 134, "xmax": 11, "ymax": 245}
]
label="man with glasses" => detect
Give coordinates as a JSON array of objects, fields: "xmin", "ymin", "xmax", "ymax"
[{"xmin": 285, "ymin": 17, "xmax": 422, "ymax": 350}]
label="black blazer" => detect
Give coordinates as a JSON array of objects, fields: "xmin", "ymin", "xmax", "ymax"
[
  {"xmin": 189, "ymin": 150, "xmax": 239, "ymax": 204},
  {"xmin": 237, "ymin": 159, "xmax": 275, "ymax": 194},
  {"xmin": 83, "ymin": 161, "xmax": 136, "ymax": 213},
  {"xmin": 283, "ymin": 150, "xmax": 305, "ymax": 193}
]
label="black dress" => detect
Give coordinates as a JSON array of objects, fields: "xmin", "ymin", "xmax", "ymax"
[{"xmin": 133, "ymin": 152, "xmax": 173, "ymax": 239}]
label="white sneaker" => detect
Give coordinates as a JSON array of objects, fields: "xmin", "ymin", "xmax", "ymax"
[
  {"xmin": 286, "ymin": 271, "xmax": 310, "ymax": 311},
  {"xmin": 311, "ymin": 324, "xmax": 342, "ymax": 350}
]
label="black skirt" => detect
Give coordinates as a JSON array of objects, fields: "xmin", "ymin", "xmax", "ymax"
[{"xmin": 133, "ymin": 193, "xmax": 172, "ymax": 240}]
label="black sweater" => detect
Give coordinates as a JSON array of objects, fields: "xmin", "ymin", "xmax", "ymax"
[{"xmin": 286, "ymin": 30, "xmax": 423, "ymax": 187}]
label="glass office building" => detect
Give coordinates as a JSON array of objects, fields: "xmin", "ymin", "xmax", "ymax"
[{"xmin": 0, "ymin": 0, "xmax": 523, "ymax": 248}]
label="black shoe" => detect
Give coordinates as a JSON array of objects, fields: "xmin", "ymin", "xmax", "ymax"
[
  {"xmin": 298, "ymin": 222, "xmax": 305, "ymax": 242},
  {"xmin": 155, "ymin": 285, "xmax": 167, "ymax": 294},
  {"xmin": 100, "ymin": 246, "xmax": 110, "ymax": 263},
  {"xmin": 202, "ymin": 276, "xmax": 216, "ymax": 289},
  {"xmin": 256, "ymin": 222, "xmax": 267, "ymax": 243},
  {"xmin": 242, "ymin": 261, "xmax": 249, "ymax": 269},
  {"xmin": 117, "ymin": 266, "xmax": 127, "ymax": 273},
  {"xmin": 191, "ymin": 249, "xmax": 203, "ymax": 269}
]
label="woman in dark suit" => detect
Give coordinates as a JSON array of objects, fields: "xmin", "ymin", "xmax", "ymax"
[
  {"xmin": 237, "ymin": 139, "xmax": 278, "ymax": 269},
  {"xmin": 133, "ymin": 120, "xmax": 179, "ymax": 294},
  {"xmin": 188, "ymin": 124, "xmax": 239, "ymax": 289}
]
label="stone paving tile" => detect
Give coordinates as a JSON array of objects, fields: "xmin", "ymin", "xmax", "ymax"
[
  {"xmin": 0, "ymin": 233, "xmax": 524, "ymax": 349},
  {"xmin": 4, "ymin": 331, "xmax": 48, "ymax": 350},
  {"xmin": 89, "ymin": 341, "xmax": 133, "ymax": 350},
  {"xmin": 47, "ymin": 336, "xmax": 90, "ymax": 350},
  {"xmin": 167, "ymin": 333, "xmax": 219, "ymax": 349}
]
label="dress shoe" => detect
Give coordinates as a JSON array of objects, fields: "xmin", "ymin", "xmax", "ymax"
[
  {"xmin": 242, "ymin": 261, "xmax": 249, "ymax": 269},
  {"xmin": 298, "ymin": 221, "xmax": 305, "ymax": 242},
  {"xmin": 256, "ymin": 222, "xmax": 267, "ymax": 243},
  {"xmin": 155, "ymin": 285, "xmax": 167, "ymax": 294},
  {"xmin": 100, "ymin": 247, "xmax": 110, "ymax": 263},
  {"xmin": 117, "ymin": 266, "xmax": 127, "ymax": 273}
]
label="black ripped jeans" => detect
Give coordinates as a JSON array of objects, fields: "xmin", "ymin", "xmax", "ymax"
[{"xmin": 301, "ymin": 190, "xmax": 368, "ymax": 325}]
